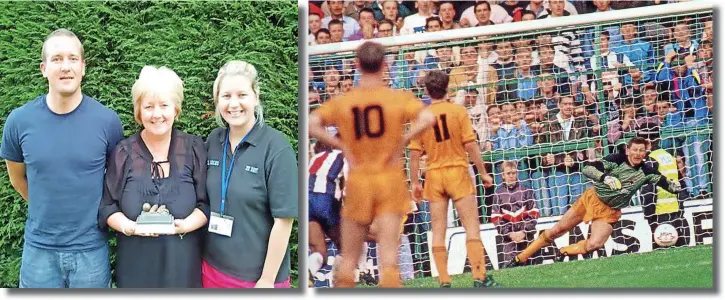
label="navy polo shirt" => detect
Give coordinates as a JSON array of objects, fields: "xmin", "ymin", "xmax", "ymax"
[{"xmin": 204, "ymin": 122, "xmax": 298, "ymax": 283}]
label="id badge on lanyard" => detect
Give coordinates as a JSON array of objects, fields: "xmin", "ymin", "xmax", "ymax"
[{"xmin": 209, "ymin": 128, "xmax": 251, "ymax": 237}]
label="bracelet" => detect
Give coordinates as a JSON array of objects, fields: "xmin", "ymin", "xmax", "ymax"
[{"xmin": 178, "ymin": 220, "xmax": 188, "ymax": 240}]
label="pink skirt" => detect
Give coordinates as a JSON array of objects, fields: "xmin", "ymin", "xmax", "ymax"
[{"xmin": 201, "ymin": 260, "xmax": 291, "ymax": 288}]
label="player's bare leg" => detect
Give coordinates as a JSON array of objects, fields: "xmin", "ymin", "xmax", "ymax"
[
  {"xmin": 429, "ymin": 199, "xmax": 452, "ymax": 287},
  {"xmin": 333, "ymin": 218, "xmax": 369, "ymax": 288},
  {"xmin": 508, "ymin": 200, "xmax": 585, "ymax": 266},
  {"xmin": 308, "ymin": 221, "xmax": 328, "ymax": 286},
  {"xmin": 373, "ymin": 213, "xmax": 405, "ymax": 288},
  {"xmin": 559, "ymin": 220, "xmax": 613, "ymax": 256},
  {"xmin": 454, "ymin": 194, "xmax": 499, "ymax": 287}
]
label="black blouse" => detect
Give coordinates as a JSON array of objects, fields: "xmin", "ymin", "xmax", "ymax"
[{"xmin": 98, "ymin": 128, "xmax": 209, "ymax": 288}]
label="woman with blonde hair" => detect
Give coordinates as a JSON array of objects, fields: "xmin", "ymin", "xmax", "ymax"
[
  {"xmin": 99, "ymin": 66, "xmax": 209, "ymax": 287},
  {"xmin": 202, "ymin": 61, "xmax": 298, "ymax": 288}
]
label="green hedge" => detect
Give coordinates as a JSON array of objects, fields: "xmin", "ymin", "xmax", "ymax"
[{"xmin": 0, "ymin": 1, "xmax": 299, "ymax": 288}]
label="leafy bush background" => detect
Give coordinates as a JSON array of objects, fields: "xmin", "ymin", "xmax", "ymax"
[{"xmin": 0, "ymin": 1, "xmax": 299, "ymax": 288}]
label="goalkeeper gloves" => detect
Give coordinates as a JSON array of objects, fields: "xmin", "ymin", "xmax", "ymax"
[
  {"xmin": 667, "ymin": 179, "xmax": 682, "ymax": 193},
  {"xmin": 603, "ymin": 176, "xmax": 622, "ymax": 190}
]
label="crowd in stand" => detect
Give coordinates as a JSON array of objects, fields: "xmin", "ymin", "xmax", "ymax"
[{"xmin": 309, "ymin": 0, "xmax": 713, "ymax": 221}]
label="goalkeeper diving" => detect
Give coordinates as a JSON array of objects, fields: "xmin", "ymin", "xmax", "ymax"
[{"xmin": 506, "ymin": 136, "xmax": 683, "ymax": 267}]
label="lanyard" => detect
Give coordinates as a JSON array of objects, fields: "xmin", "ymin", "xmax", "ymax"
[{"xmin": 220, "ymin": 127, "xmax": 252, "ymax": 214}]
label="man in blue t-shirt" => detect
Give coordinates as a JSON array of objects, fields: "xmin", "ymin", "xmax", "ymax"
[{"xmin": 0, "ymin": 29, "xmax": 123, "ymax": 288}]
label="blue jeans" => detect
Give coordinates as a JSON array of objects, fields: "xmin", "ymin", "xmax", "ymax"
[
  {"xmin": 19, "ymin": 242, "xmax": 111, "ymax": 288},
  {"xmin": 682, "ymin": 119, "xmax": 712, "ymax": 196}
]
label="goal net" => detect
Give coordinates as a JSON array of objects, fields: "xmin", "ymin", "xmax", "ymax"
[{"xmin": 308, "ymin": 1, "xmax": 713, "ymax": 287}]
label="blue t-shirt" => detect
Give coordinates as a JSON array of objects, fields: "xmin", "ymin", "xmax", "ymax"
[{"xmin": 0, "ymin": 94, "xmax": 123, "ymax": 251}]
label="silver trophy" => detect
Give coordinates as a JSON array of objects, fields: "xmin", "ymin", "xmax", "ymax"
[{"xmin": 135, "ymin": 203, "xmax": 176, "ymax": 235}]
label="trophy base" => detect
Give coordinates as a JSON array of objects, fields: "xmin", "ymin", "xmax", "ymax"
[{"xmin": 135, "ymin": 214, "xmax": 175, "ymax": 235}]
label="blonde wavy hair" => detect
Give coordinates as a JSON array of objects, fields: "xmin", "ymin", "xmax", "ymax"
[{"xmin": 131, "ymin": 66, "xmax": 184, "ymax": 125}]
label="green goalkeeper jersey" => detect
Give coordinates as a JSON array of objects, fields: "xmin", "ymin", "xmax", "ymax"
[{"xmin": 582, "ymin": 153, "xmax": 680, "ymax": 209}]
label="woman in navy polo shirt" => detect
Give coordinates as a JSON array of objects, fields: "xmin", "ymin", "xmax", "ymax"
[{"xmin": 203, "ymin": 61, "xmax": 298, "ymax": 288}]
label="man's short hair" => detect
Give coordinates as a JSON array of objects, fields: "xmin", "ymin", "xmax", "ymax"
[
  {"xmin": 359, "ymin": 7, "xmax": 375, "ymax": 18},
  {"xmin": 628, "ymin": 136, "xmax": 649, "ymax": 148},
  {"xmin": 424, "ymin": 70, "xmax": 449, "ymax": 100},
  {"xmin": 42, "ymin": 28, "xmax": 84, "ymax": 61},
  {"xmin": 474, "ymin": 1, "xmax": 491, "ymax": 12},
  {"xmin": 558, "ymin": 94, "xmax": 574, "ymax": 104},
  {"xmin": 439, "ymin": 1, "xmax": 455, "ymax": 10},
  {"xmin": 425, "ymin": 16, "xmax": 442, "ymax": 30},
  {"xmin": 328, "ymin": 19, "xmax": 344, "ymax": 29},
  {"xmin": 356, "ymin": 41, "xmax": 386, "ymax": 73},
  {"xmin": 501, "ymin": 160, "xmax": 518, "ymax": 171},
  {"xmin": 486, "ymin": 104, "xmax": 499, "ymax": 114},
  {"xmin": 601, "ymin": 30, "xmax": 610, "ymax": 40},
  {"xmin": 378, "ymin": 19, "xmax": 394, "ymax": 28},
  {"xmin": 315, "ymin": 28, "xmax": 331, "ymax": 39}
]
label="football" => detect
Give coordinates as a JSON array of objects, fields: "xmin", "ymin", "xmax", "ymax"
[{"xmin": 654, "ymin": 224, "xmax": 679, "ymax": 247}]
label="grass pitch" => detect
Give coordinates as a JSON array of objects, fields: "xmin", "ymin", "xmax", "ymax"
[{"xmin": 401, "ymin": 245, "xmax": 712, "ymax": 288}]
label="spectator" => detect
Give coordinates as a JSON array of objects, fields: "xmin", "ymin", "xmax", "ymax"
[
  {"xmin": 589, "ymin": 31, "xmax": 634, "ymax": 93},
  {"xmin": 535, "ymin": 0, "xmax": 579, "ymax": 18},
  {"xmin": 664, "ymin": 21, "xmax": 699, "ymax": 60},
  {"xmin": 535, "ymin": 95, "xmax": 590, "ymax": 216},
  {"xmin": 491, "ymin": 101, "xmax": 533, "ymax": 186},
  {"xmin": 400, "ymin": 0, "xmax": 437, "ymax": 35},
  {"xmin": 655, "ymin": 50, "xmax": 710, "ymax": 198},
  {"xmin": 520, "ymin": 10, "xmax": 537, "ymax": 22},
  {"xmin": 514, "ymin": 47, "xmax": 537, "ymax": 101},
  {"xmin": 458, "ymin": 88, "xmax": 489, "ymax": 151},
  {"xmin": 656, "ymin": 98, "xmax": 684, "ymax": 154},
  {"xmin": 377, "ymin": 19, "xmax": 394, "ymax": 38},
  {"xmin": 492, "ymin": 41, "xmax": 518, "ymax": 103},
  {"xmin": 328, "ymin": 19, "xmax": 346, "ymax": 43},
  {"xmin": 340, "ymin": 75, "xmax": 354, "ymax": 94},
  {"xmin": 534, "ymin": 71, "xmax": 559, "ymax": 113},
  {"xmin": 425, "ymin": 16, "xmax": 442, "ymax": 32},
  {"xmin": 310, "ymin": 13, "xmax": 323, "ymax": 46},
  {"xmin": 590, "ymin": 0, "xmax": 623, "ymax": 50},
  {"xmin": 324, "ymin": 84, "xmax": 340, "ymax": 102},
  {"xmin": 621, "ymin": 95, "xmax": 660, "ymax": 140},
  {"xmin": 323, "ymin": 66, "xmax": 341, "ymax": 88},
  {"xmin": 309, "ymin": 86, "xmax": 321, "ymax": 106},
  {"xmin": 639, "ymin": 126, "xmax": 691, "ymax": 249},
  {"xmin": 538, "ymin": 0, "xmax": 586, "ymax": 80},
  {"xmin": 350, "ymin": 0, "xmax": 374, "ymax": 21},
  {"xmin": 375, "ymin": 0, "xmax": 409, "ymax": 35},
  {"xmin": 499, "ymin": 0, "xmax": 527, "ymax": 22},
  {"xmin": 483, "ymin": 104, "xmax": 502, "ymax": 152},
  {"xmin": 310, "ymin": 2, "xmax": 325, "ymax": 20},
  {"xmin": 322, "ymin": 0, "xmax": 360, "ymax": 21},
  {"xmin": 449, "ymin": 45, "xmax": 480, "ymax": 90},
  {"xmin": 491, "ymin": 160, "xmax": 539, "ymax": 267},
  {"xmin": 348, "ymin": 8, "xmax": 377, "ymax": 41},
  {"xmin": 526, "ymin": 0, "xmax": 547, "ymax": 18},
  {"xmin": 702, "ymin": 19, "xmax": 712, "ymax": 42},
  {"xmin": 315, "ymin": 28, "xmax": 332, "ymax": 45},
  {"xmin": 533, "ymin": 44, "xmax": 572, "ymax": 96},
  {"xmin": 322, "ymin": 0, "xmax": 361, "ymax": 41},
  {"xmin": 473, "ymin": 1, "xmax": 496, "ymax": 27},
  {"xmin": 476, "ymin": 38, "xmax": 500, "ymax": 105},
  {"xmin": 438, "ymin": 1, "xmax": 461, "ymax": 30},
  {"xmin": 460, "ymin": 1, "xmax": 514, "ymax": 27},
  {"xmin": 310, "ymin": 68, "xmax": 326, "ymax": 95},
  {"xmin": 695, "ymin": 40, "xmax": 713, "ymax": 112},
  {"xmin": 623, "ymin": 67, "xmax": 648, "ymax": 99},
  {"xmin": 616, "ymin": 22, "xmax": 656, "ymax": 83}
]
